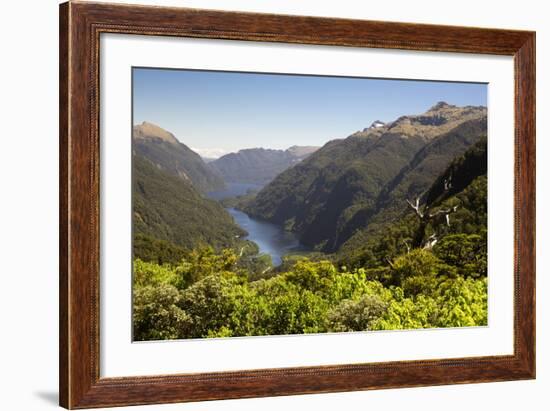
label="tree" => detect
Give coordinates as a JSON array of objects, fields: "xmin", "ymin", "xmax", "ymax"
[
  {"xmin": 175, "ymin": 247, "xmax": 239, "ymax": 287},
  {"xmin": 133, "ymin": 258, "xmax": 182, "ymax": 288},
  {"xmin": 327, "ymin": 295, "xmax": 388, "ymax": 332},
  {"xmin": 433, "ymin": 233, "xmax": 487, "ymax": 277},
  {"xmin": 406, "ymin": 194, "xmax": 460, "ymax": 249},
  {"xmin": 178, "ymin": 275, "xmax": 244, "ymax": 338},
  {"xmin": 131, "ymin": 245, "xmax": 487, "ymax": 339},
  {"xmin": 434, "ymin": 277, "xmax": 487, "ymax": 327},
  {"xmin": 387, "ymin": 249, "xmax": 440, "ymax": 286},
  {"xmin": 133, "ymin": 284, "xmax": 190, "ymax": 341}
]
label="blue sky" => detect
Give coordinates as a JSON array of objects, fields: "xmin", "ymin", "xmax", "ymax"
[{"xmin": 133, "ymin": 68, "xmax": 487, "ymax": 158}]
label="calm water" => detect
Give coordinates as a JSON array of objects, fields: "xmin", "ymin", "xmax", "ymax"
[
  {"xmin": 207, "ymin": 183, "xmax": 262, "ymax": 201},
  {"xmin": 226, "ymin": 208, "xmax": 309, "ymax": 266}
]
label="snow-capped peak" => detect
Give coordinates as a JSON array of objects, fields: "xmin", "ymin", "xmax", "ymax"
[{"xmin": 370, "ymin": 120, "xmax": 385, "ymax": 128}]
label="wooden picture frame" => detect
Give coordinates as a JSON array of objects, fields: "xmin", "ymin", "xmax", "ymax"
[{"xmin": 59, "ymin": 1, "xmax": 535, "ymax": 408}]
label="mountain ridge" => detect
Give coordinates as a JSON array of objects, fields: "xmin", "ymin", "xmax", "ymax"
[
  {"xmin": 133, "ymin": 121, "xmax": 179, "ymax": 144},
  {"xmin": 351, "ymin": 102, "xmax": 487, "ymax": 140},
  {"xmin": 133, "ymin": 122, "xmax": 225, "ymax": 192},
  {"xmin": 244, "ymin": 103, "xmax": 487, "ymax": 252},
  {"xmin": 209, "ymin": 145, "xmax": 319, "ymax": 186}
]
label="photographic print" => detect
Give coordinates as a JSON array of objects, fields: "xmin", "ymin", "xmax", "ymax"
[
  {"xmin": 132, "ymin": 68, "xmax": 488, "ymax": 341},
  {"xmin": 59, "ymin": 5, "xmax": 535, "ymax": 406}
]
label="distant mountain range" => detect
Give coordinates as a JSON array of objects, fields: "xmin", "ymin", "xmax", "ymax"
[
  {"xmin": 209, "ymin": 146, "xmax": 319, "ymax": 186},
  {"xmin": 243, "ymin": 102, "xmax": 487, "ymax": 252},
  {"xmin": 133, "ymin": 122, "xmax": 225, "ymax": 193}
]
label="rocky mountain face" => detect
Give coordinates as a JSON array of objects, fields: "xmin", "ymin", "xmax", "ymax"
[
  {"xmin": 244, "ymin": 103, "xmax": 487, "ymax": 252},
  {"xmin": 133, "ymin": 121, "xmax": 180, "ymax": 144},
  {"xmin": 352, "ymin": 102, "xmax": 487, "ymax": 140},
  {"xmin": 133, "ymin": 122, "xmax": 225, "ymax": 192},
  {"xmin": 209, "ymin": 146, "xmax": 319, "ymax": 186}
]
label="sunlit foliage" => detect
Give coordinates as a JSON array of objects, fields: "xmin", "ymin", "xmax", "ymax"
[{"xmin": 133, "ymin": 247, "xmax": 487, "ymax": 341}]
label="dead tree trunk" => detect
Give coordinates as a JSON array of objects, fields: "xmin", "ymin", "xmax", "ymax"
[{"xmin": 406, "ymin": 175, "xmax": 459, "ymax": 249}]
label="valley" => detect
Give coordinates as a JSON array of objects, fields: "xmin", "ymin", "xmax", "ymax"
[
  {"xmin": 132, "ymin": 101, "xmax": 489, "ymax": 340},
  {"xmin": 226, "ymin": 208, "xmax": 309, "ymax": 266},
  {"xmin": 206, "ymin": 184, "xmax": 312, "ymax": 266}
]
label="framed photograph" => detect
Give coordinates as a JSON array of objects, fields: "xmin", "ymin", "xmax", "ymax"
[{"xmin": 59, "ymin": 1, "xmax": 535, "ymax": 409}]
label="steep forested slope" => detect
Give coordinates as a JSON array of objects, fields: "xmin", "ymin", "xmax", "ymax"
[
  {"xmin": 133, "ymin": 122, "xmax": 225, "ymax": 192},
  {"xmin": 376, "ymin": 117, "xmax": 487, "ymax": 208},
  {"xmin": 133, "ymin": 155, "xmax": 244, "ymax": 253},
  {"xmin": 245, "ymin": 103, "xmax": 487, "ymax": 252},
  {"xmin": 338, "ymin": 136, "xmax": 488, "ymax": 269},
  {"xmin": 334, "ymin": 117, "xmax": 487, "ymax": 250}
]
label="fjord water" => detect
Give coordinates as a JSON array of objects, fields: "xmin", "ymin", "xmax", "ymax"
[
  {"xmin": 206, "ymin": 182, "xmax": 262, "ymax": 201},
  {"xmin": 226, "ymin": 208, "xmax": 308, "ymax": 266},
  {"xmin": 207, "ymin": 183, "xmax": 310, "ymax": 265}
]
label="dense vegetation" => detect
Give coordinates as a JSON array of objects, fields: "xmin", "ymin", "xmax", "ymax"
[
  {"xmin": 133, "ymin": 137, "xmax": 488, "ymax": 340},
  {"xmin": 133, "ymin": 246, "xmax": 487, "ymax": 340},
  {"xmin": 337, "ymin": 137, "xmax": 488, "ymax": 269},
  {"xmin": 133, "ymin": 155, "xmax": 245, "ymax": 254},
  {"xmin": 133, "ymin": 103, "xmax": 489, "ymax": 340},
  {"xmin": 133, "ymin": 234, "xmax": 188, "ymax": 266}
]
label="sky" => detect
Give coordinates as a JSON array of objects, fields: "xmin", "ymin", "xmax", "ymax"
[{"xmin": 133, "ymin": 68, "xmax": 487, "ymax": 158}]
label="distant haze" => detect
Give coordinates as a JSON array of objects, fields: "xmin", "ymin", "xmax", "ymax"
[
  {"xmin": 191, "ymin": 147, "xmax": 232, "ymax": 159},
  {"xmin": 133, "ymin": 68, "xmax": 487, "ymax": 156}
]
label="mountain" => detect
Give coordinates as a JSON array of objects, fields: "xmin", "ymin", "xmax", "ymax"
[
  {"xmin": 244, "ymin": 103, "xmax": 487, "ymax": 252},
  {"xmin": 424, "ymin": 135, "xmax": 487, "ymax": 206},
  {"xmin": 351, "ymin": 102, "xmax": 486, "ymax": 140},
  {"xmin": 337, "ymin": 136, "xmax": 488, "ymax": 268},
  {"xmin": 334, "ymin": 116, "xmax": 487, "ymax": 250},
  {"xmin": 133, "ymin": 154, "xmax": 244, "ymax": 255},
  {"xmin": 286, "ymin": 145, "xmax": 320, "ymax": 158},
  {"xmin": 133, "ymin": 122, "xmax": 225, "ymax": 192},
  {"xmin": 376, "ymin": 116, "xmax": 487, "ymax": 208},
  {"xmin": 209, "ymin": 146, "xmax": 319, "ymax": 186}
]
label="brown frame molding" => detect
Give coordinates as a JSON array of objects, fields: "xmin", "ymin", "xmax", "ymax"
[{"xmin": 59, "ymin": 1, "xmax": 535, "ymax": 408}]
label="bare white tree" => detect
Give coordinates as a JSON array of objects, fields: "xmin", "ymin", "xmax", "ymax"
[
  {"xmin": 423, "ymin": 233, "xmax": 438, "ymax": 250},
  {"xmin": 406, "ymin": 177, "xmax": 460, "ymax": 248},
  {"xmin": 428, "ymin": 205, "xmax": 460, "ymax": 226},
  {"xmin": 406, "ymin": 196, "xmax": 424, "ymax": 218},
  {"xmin": 402, "ymin": 240, "xmax": 411, "ymax": 254}
]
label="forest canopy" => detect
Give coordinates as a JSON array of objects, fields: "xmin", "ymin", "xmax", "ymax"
[{"xmin": 133, "ymin": 246, "xmax": 487, "ymax": 341}]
